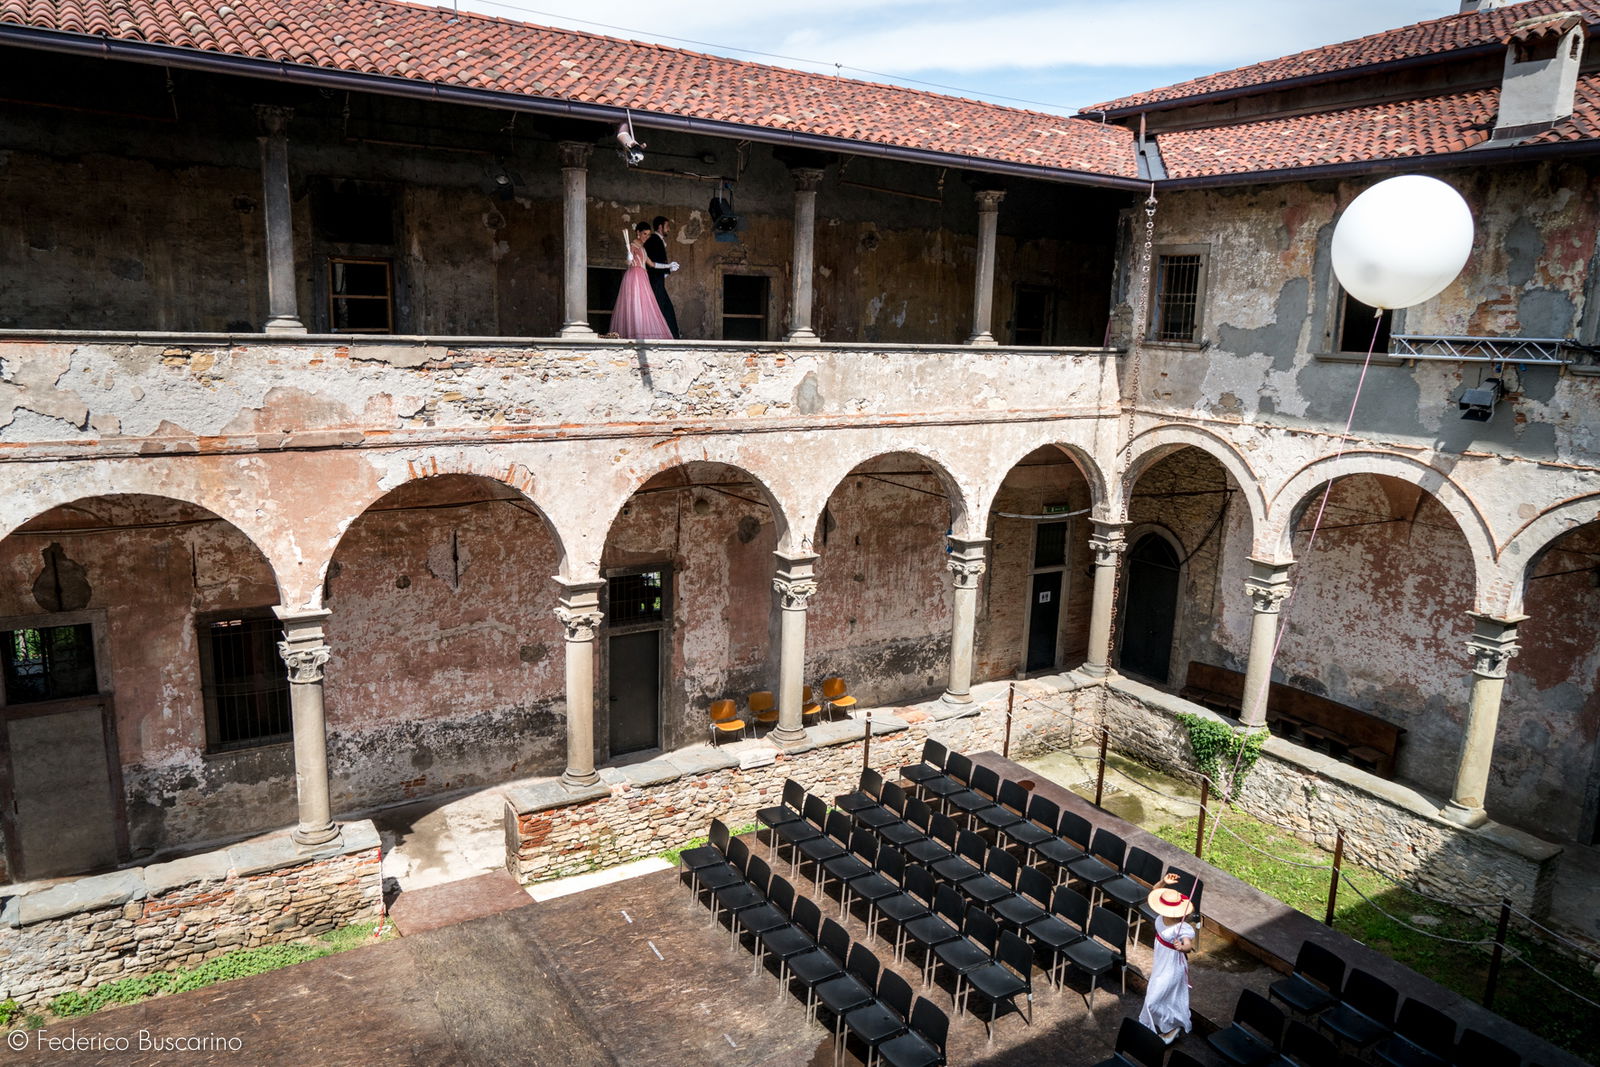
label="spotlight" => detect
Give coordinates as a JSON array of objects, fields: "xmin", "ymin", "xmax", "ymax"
[
  {"xmin": 709, "ymin": 183, "xmax": 741, "ymax": 241},
  {"xmin": 616, "ymin": 118, "xmax": 645, "ymax": 166},
  {"xmin": 1458, "ymin": 377, "xmax": 1504, "ymax": 422}
]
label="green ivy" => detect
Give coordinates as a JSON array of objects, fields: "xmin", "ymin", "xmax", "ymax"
[
  {"xmin": 0, "ymin": 1000, "xmax": 18, "ymax": 1028},
  {"xmin": 1178, "ymin": 712, "xmax": 1268, "ymax": 799}
]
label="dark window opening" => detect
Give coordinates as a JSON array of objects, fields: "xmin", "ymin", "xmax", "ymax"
[
  {"xmin": 1033, "ymin": 520, "xmax": 1068, "ymax": 569},
  {"xmin": 722, "ymin": 275, "xmax": 770, "ymax": 341},
  {"xmin": 1337, "ymin": 291, "xmax": 1393, "ymax": 354},
  {"xmin": 1151, "ymin": 254, "xmax": 1202, "ymax": 343},
  {"xmin": 328, "ymin": 258, "xmax": 394, "ymax": 333},
  {"xmin": 199, "ymin": 614, "xmax": 291, "ymax": 751},
  {"xmin": 608, "ymin": 571, "xmax": 666, "ymax": 626},
  {"xmin": 312, "ymin": 181, "xmax": 396, "ymax": 245},
  {"xmin": 588, "ymin": 267, "xmax": 626, "ymax": 335},
  {"xmin": 1012, "ymin": 285, "xmax": 1053, "ymax": 346},
  {"xmin": 1, "ymin": 624, "xmax": 97, "ymax": 704}
]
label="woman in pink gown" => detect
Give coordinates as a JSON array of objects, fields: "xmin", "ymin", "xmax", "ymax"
[{"xmin": 611, "ymin": 222, "xmax": 674, "ymax": 340}]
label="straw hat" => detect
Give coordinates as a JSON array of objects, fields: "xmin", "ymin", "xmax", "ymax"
[{"xmin": 1147, "ymin": 884, "xmax": 1194, "ymax": 918}]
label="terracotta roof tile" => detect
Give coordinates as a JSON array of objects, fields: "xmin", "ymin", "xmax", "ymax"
[
  {"xmin": 0, "ymin": 0, "xmax": 1136, "ymax": 176},
  {"xmin": 1089, "ymin": 0, "xmax": 1600, "ymax": 113}
]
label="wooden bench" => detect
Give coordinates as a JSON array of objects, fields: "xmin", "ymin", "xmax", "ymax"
[{"xmin": 1179, "ymin": 661, "xmax": 1406, "ymax": 779}]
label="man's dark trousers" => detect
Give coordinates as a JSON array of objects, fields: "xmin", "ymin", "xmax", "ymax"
[{"xmin": 643, "ymin": 231, "xmax": 681, "ymax": 339}]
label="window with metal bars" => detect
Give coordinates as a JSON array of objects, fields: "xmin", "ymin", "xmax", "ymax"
[
  {"xmin": 197, "ymin": 612, "xmax": 292, "ymax": 751},
  {"xmin": 1, "ymin": 623, "xmax": 97, "ymax": 704},
  {"xmin": 1150, "ymin": 251, "xmax": 1205, "ymax": 343},
  {"xmin": 607, "ymin": 571, "xmax": 667, "ymax": 627}
]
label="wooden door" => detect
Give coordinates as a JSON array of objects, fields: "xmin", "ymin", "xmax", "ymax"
[{"xmin": 1118, "ymin": 534, "xmax": 1180, "ymax": 684}]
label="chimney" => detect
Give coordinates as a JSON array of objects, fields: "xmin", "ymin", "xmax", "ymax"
[{"xmin": 1493, "ymin": 13, "xmax": 1585, "ymax": 137}]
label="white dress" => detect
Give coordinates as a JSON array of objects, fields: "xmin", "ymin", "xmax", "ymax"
[{"xmin": 1138, "ymin": 916, "xmax": 1195, "ymax": 1037}]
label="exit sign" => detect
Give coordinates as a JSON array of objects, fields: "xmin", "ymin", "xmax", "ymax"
[{"xmin": 1042, "ymin": 503, "xmax": 1073, "ymax": 514}]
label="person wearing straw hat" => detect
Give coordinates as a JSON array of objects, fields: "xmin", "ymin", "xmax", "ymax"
[{"xmin": 1139, "ymin": 872, "xmax": 1197, "ymax": 1044}]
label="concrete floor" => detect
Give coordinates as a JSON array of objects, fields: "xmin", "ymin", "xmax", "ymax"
[{"xmin": 371, "ymin": 787, "xmax": 510, "ymax": 895}]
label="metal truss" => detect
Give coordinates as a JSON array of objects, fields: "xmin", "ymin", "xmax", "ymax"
[{"xmin": 1390, "ymin": 335, "xmax": 1576, "ymax": 365}]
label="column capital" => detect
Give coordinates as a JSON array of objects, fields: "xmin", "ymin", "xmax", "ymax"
[
  {"xmin": 555, "ymin": 604, "xmax": 605, "ymax": 642},
  {"xmin": 790, "ymin": 166, "xmax": 825, "ymax": 192},
  {"xmin": 1088, "ymin": 521, "xmax": 1128, "ymax": 566},
  {"xmin": 1465, "ymin": 612, "xmax": 1524, "ymax": 679},
  {"xmin": 773, "ymin": 551, "xmax": 819, "ymax": 610},
  {"xmin": 254, "ymin": 104, "xmax": 293, "ymax": 135},
  {"xmin": 557, "ymin": 139, "xmax": 593, "ymax": 170},
  {"xmin": 974, "ymin": 188, "xmax": 1007, "ymax": 211},
  {"xmin": 274, "ymin": 608, "xmax": 332, "ymax": 683},
  {"xmin": 945, "ymin": 536, "xmax": 989, "ymax": 590},
  {"xmin": 1245, "ymin": 559, "xmax": 1293, "ymax": 615}
]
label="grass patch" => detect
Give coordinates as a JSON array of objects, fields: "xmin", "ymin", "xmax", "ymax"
[
  {"xmin": 1151, "ymin": 808, "xmax": 1600, "ymax": 1058},
  {"xmin": 660, "ymin": 823, "xmax": 759, "ymax": 866},
  {"xmin": 24, "ymin": 921, "xmax": 391, "ymax": 1023}
]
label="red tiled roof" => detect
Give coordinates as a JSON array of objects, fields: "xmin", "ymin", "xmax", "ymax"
[
  {"xmin": 1157, "ymin": 75, "xmax": 1600, "ymax": 179},
  {"xmin": 1087, "ymin": 0, "xmax": 1600, "ymax": 114},
  {"xmin": 0, "ymin": 0, "xmax": 1137, "ymax": 178}
]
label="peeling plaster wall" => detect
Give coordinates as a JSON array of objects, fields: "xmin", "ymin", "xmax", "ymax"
[
  {"xmin": 0, "ymin": 496, "xmax": 287, "ymax": 858},
  {"xmin": 322, "ymin": 475, "xmax": 566, "ymax": 808}
]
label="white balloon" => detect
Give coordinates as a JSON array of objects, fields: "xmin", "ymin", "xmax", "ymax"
[{"xmin": 1330, "ymin": 175, "xmax": 1474, "ymax": 310}]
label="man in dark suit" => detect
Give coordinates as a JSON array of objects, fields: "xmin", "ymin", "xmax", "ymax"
[{"xmin": 643, "ymin": 216, "xmax": 681, "ymax": 339}]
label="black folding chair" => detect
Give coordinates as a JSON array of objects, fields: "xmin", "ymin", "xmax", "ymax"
[
  {"xmin": 972, "ymin": 778, "xmax": 1030, "ymax": 835},
  {"xmin": 711, "ymin": 853, "xmax": 772, "ymax": 932},
  {"xmin": 796, "ymin": 809, "xmax": 853, "ymax": 886},
  {"xmin": 875, "ymin": 860, "xmax": 935, "ymax": 961},
  {"xmin": 1270, "ymin": 1020, "xmax": 1340, "ymax": 1067},
  {"xmin": 773, "ymin": 793, "xmax": 829, "ymax": 873},
  {"xmin": 815, "ymin": 941, "xmax": 882, "ymax": 1028},
  {"xmin": 1319, "ymin": 968, "xmax": 1397, "ymax": 1050},
  {"xmin": 920, "ymin": 750, "xmax": 974, "ymax": 806},
  {"xmin": 734, "ymin": 873, "xmax": 797, "ymax": 953},
  {"xmin": 903, "ymin": 884, "xmax": 966, "ymax": 988},
  {"xmin": 1026, "ymin": 883, "xmax": 1089, "ymax": 988},
  {"xmin": 1269, "ymin": 940, "xmax": 1345, "ymax": 1017},
  {"xmin": 904, "ymin": 809, "xmax": 958, "ymax": 869},
  {"xmin": 1209, "ymin": 988, "xmax": 1285, "ymax": 1066},
  {"xmin": 757, "ymin": 778, "xmax": 807, "ymax": 836},
  {"xmin": 1061, "ymin": 905, "xmax": 1128, "ymax": 1009},
  {"xmin": 692, "ymin": 834, "xmax": 753, "ymax": 911},
  {"xmin": 680, "ymin": 818, "xmax": 734, "ymax": 896},
  {"xmin": 959, "ymin": 847, "xmax": 1020, "ymax": 908},
  {"xmin": 755, "ymin": 892, "xmax": 823, "ymax": 993},
  {"xmin": 947, "ymin": 763, "xmax": 1004, "ymax": 826},
  {"xmin": 877, "ymin": 996, "xmax": 949, "ymax": 1067},
  {"xmin": 902, "ymin": 738, "xmax": 950, "ymax": 789},
  {"xmin": 840, "ymin": 967, "xmax": 913, "ymax": 1066},
  {"xmin": 837, "ymin": 767, "xmax": 887, "ymax": 815},
  {"xmin": 1037, "ymin": 807, "xmax": 1090, "ymax": 876},
  {"xmin": 789, "ymin": 917, "xmax": 851, "ymax": 1016},
  {"xmin": 1373, "ymin": 998, "xmax": 1457, "ymax": 1067},
  {"xmin": 1091, "ymin": 1017, "xmax": 1168, "ymax": 1067},
  {"xmin": 1100, "ymin": 846, "xmax": 1165, "ymax": 935},
  {"xmin": 991, "ymin": 863, "xmax": 1052, "ymax": 933},
  {"xmin": 1002, "ymin": 792, "xmax": 1059, "ymax": 862},
  {"xmin": 843, "ymin": 843, "xmax": 906, "ymax": 928},
  {"xmin": 961, "ymin": 929, "xmax": 1034, "ymax": 1041},
  {"xmin": 932, "ymin": 906, "xmax": 998, "ymax": 999},
  {"xmin": 1067, "ymin": 827, "xmax": 1128, "ymax": 904}
]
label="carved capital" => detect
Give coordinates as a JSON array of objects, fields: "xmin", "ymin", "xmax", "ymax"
[
  {"xmin": 946, "ymin": 556, "xmax": 988, "ymax": 589},
  {"xmin": 791, "ymin": 167, "xmax": 825, "ymax": 193},
  {"xmin": 555, "ymin": 605, "xmax": 605, "ymax": 642},
  {"xmin": 1468, "ymin": 641, "xmax": 1518, "ymax": 679},
  {"xmin": 1465, "ymin": 613, "xmax": 1522, "ymax": 680},
  {"xmin": 773, "ymin": 575, "xmax": 819, "ymax": 610},
  {"xmin": 254, "ymin": 104, "xmax": 293, "ymax": 137},
  {"xmin": 1088, "ymin": 532, "xmax": 1127, "ymax": 567},
  {"xmin": 974, "ymin": 188, "xmax": 1006, "ymax": 212},
  {"xmin": 1246, "ymin": 582, "xmax": 1291, "ymax": 615},
  {"xmin": 557, "ymin": 140, "xmax": 593, "ymax": 170},
  {"xmin": 277, "ymin": 641, "xmax": 330, "ymax": 684}
]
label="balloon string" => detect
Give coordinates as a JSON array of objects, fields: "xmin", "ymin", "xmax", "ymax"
[{"xmin": 1265, "ymin": 311, "xmax": 1383, "ymax": 666}]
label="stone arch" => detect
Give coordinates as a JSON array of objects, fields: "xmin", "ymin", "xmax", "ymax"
[
  {"xmin": 1266, "ymin": 451, "xmax": 1497, "ymax": 611},
  {"xmin": 805, "ymin": 446, "xmax": 972, "ymax": 544},
  {"xmin": 974, "ymin": 440, "xmax": 1109, "ymax": 529},
  {"xmin": 1118, "ymin": 424, "xmax": 1266, "ymax": 541},
  {"xmin": 1499, "ymin": 493, "xmax": 1600, "ymax": 616}
]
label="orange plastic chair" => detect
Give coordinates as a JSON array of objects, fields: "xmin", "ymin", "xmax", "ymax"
[
  {"xmin": 822, "ymin": 677, "xmax": 857, "ymax": 717},
  {"xmin": 802, "ymin": 685, "xmax": 823, "ymax": 724},
  {"xmin": 708, "ymin": 698, "xmax": 746, "ymax": 745},
  {"xmin": 748, "ymin": 690, "xmax": 779, "ymax": 727}
]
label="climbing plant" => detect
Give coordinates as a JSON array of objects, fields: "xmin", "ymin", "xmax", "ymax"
[{"xmin": 1178, "ymin": 712, "xmax": 1268, "ymax": 800}]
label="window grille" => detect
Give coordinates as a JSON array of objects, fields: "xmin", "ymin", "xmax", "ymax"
[
  {"xmin": 1, "ymin": 623, "xmax": 97, "ymax": 704},
  {"xmin": 1152, "ymin": 254, "xmax": 1202, "ymax": 342},
  {"xmin": 199, "ymin": 614, "xmax": 291, "ymax": 750},
  {"xmin": 607, "ymin": 571, "xmax": 666, "ymax": 626}
]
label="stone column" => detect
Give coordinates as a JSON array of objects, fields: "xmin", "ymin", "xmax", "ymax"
[
  {"xmin": 943, "ymin": 537, "xmax": 990, "ymax": 704},
  {"xmin": 555, "ymin": 580, "xmax": 605, "ymax": 788},
  {"xmin": 966, "ymin": 189, "xmax": 1006, "ymax": 346},
  {"xmin": 257, "ymin": 106, "xmax": 306, "ymax": 335},
  {"xmin": 557, "ymin": 141, "xmax": 597, "ymax": 338},
  {"xmin": 771, "ymin": 552, "xmax": 819, "ymax": 745},
  {"xmin": 1239, "ymin": 559, "xmax": 1293, "ymax": 728},
  {"xmin": 1441, "ymin": 614, "xmax": 1523, "ymax": 827},
  {"xmin": 1082, "ymin": 521, "xmax": 1128, "ymax": 679},
  {"xmin": 274, "ymin": 608, "xmax": 339, "ymax": 847},
  {"xmin": 785, "ymin": 167, "xmax": 825, "ymax": 342}
]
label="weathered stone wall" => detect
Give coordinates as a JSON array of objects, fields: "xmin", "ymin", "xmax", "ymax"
[
  {"xmin": 1101, "ymin": 680, "xmax": 1560, "ymax": 914},
  {"xmin": 0, "ymin": 822, "xmax": 382, "ymax": 1011},
  {"xmin": 508, "ymin": 679, "xmax": 1095, "ymax": 882}
]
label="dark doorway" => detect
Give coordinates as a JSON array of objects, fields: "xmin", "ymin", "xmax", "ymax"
[
  {"xmin": 1119, "ymin": 533, "xmax": 1180, "ymax": 683},
  {"xmin": 1026, "ymin": 572, "xmax": 1062, "ymax": 672},
  {"xmin": 605, "ymin": 568, "xmax": 668, "ymax": 756},
  {"xmin": 607, "ymin": 630, "xmax": 660, "ymax": 755}
]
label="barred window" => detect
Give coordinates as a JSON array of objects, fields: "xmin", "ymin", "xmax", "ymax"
[
  {"xmin": 1149, "ymin": 249, "xmax": 1207, "ymax": 344},
  {"xmin": 1, "ymin": 624, "xmax": 97, "ymax": 704},
  {"xmin": 607, "ymin": 571, "xmax": 667, "ymax": 627},
  {"xmin": 198, "ymin": 612, "xmax": 291, "ymax": 751}
]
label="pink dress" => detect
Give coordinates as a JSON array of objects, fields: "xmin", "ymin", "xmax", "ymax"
[{"xmin": 611, "ymin": 243, "xmax": 673, "ymax": 340}]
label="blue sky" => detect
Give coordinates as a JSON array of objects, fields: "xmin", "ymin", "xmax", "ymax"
[{"xmin": 453, "ymin": 0, "xmax": 1455, "ymax": 114}]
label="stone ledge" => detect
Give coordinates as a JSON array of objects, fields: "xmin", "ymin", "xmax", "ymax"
[{"xmin": 1, "ymin": 819, "xmax": 382, "ymax": 928}]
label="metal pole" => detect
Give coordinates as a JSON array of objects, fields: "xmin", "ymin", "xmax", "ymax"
[
  {"xmin": 1484, "ymin": 898, "xmax": 1511, "ymax": 1009},
  {"xmin": 1324, "ymin": 829, "xmax": 1345, "ymax": 927},
  {"xmin": 1094, "ymin": 727, "xmax": 1109, "ymax": 807},
  {"xmin": 1003, "ymin": 686, "xmax": 1015, "ymax": 759},
  {"xmin": 1195, "ymin": 778, "xmax": 1209, "ymax": 857},
  {"xmin": 863, "ymin": 708, "xmax": 872, "ymax": 771}
]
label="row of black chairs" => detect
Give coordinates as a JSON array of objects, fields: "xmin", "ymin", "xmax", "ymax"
[
  {"xmin": 1259, "ymin": 940, "xmax": 1535, "ymax": 1067},
  {"xmin": 1094, "ymin": 1016, "xmax": 1209, "ymax": 1067},
  {"xmin": 895, "ymin": 743, "xmax": 1206, "ymax": 941},
  {"xmin": 681, "ymin": 818, "xmax": 952, "ymax": 1066}
]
